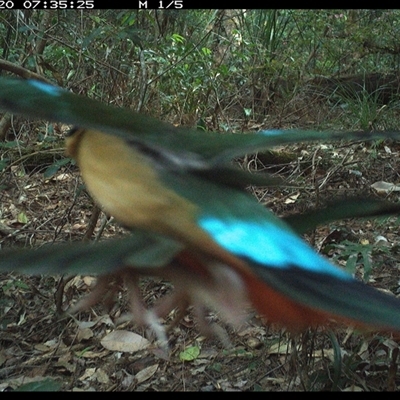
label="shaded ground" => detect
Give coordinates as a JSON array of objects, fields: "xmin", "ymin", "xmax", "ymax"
[{"xmin": 1, "ymin": 123, "xmax": 400, "ymax": 391}]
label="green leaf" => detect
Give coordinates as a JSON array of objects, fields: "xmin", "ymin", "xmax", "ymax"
[
  {"xmin": 2, "ymin": 279, "xmax": 30, "ymax": 293},
  {"xmin": 0, "ymin": 159, "xmax": 9, "ymax": 172},
  {"xmin": 17, "ymin": 212, "xmax": 28, "ymax": 224},
  {"xmin": 43, "ymin": 157, "xmax": 72, "ymax": 179},
  {"xmin": 15, "ymin": 378, "xmax": 62, "ymax": 392},
  {"xmin": 179, "ymin": 345, "xmax": 200, "ymax": 361},
  {"xmin": 0, "ymin": 141, "xmax": 19, "ymax": 149},
  {"xmin": 171, "ymin": 33, "xmax": 185, "ymax": 44}
]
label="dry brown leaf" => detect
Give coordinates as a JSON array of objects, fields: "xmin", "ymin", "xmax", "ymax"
[
  {"xmin": 370, "ymin": 181, "xmax": 400, "ymax": 194},
  {"xmin": 77, "ymin": 327, "xmax": 94, "ymax": 342},
  {"xmin": 135, "ymin": 364, "xmax": 159, "ymax": 384},
  {"xmin": 268, "ymin": 341, "xmax": 295, "ymax": 355},
  {"xmin": 76, "ymin": 350, "xmax": 109, "ymax": 359},
  {"xmin": 79, "ymin": 368, "xmax": 96, "ymax": 381},
  {"xmin": 284, "ymin": 192, "xmax": 300, "ymax": 204},
  {"xmin": 100, "ymin": 330, "xmax": 150, "ymax": 352}
]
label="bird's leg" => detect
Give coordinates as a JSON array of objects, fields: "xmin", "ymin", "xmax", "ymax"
[
  {"xmin": 152, "ymin": 258, "xmax": 249, "ymax": 344},
  {"xmin": 192, "ymin": 303, "xmax": 232, "ymax": 347},
  {"xmin": 151, "ymin": 287, "xmax": 190, "ymax": 327},
  {"xmin": 119, "ymin": 269, "xmax": 167, "ymax": 345},
  {"xmin": 67, "ymin": 272, "xmax": 123, "ymax": 315},
  {"xmin": 65, "ymin": 255, "xmax": 250, "ymax": 347}
]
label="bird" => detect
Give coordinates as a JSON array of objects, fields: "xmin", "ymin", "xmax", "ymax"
[
  {"xmin": 64, "ymin": 126, "xmax": 400, "ymax": 333},
  {"xmin": 1, "ymin": 77, "xmax": 400, "ymax": 338}
]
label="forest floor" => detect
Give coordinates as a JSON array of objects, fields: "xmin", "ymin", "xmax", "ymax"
[{"xmin": 1, "ymin": 121, "xmax": 400, "ymax": 391}]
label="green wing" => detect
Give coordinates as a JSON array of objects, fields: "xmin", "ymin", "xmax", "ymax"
[
  {"xmin": 0, "ymin": 229, "xmax": 182, "ymax": 276},
  {"xmin": 1, "ymin": 78, "xmax": 400, "ymax": 163}
]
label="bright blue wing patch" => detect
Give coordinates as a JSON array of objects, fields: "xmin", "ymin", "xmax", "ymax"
[
  {"xmin": 199, "ymin": 216, "xmax": 351, "ymax": 280},
  {"xmin": 28, "ymin": 80, "xmax": 62, "ymax": 96}
]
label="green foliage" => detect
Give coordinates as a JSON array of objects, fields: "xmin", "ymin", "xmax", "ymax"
[
  {"xmin": 15, "ymin": 378, "xmax": 62, "ymax": 392},
  {"xmin": 330, "ymin": 83, "xmax": 391, "ymax": 131},
  {"xmin": 0, "ymin": 159, "xmax": 8, "ymax": 172},
  {"xmin": 332, "ymin": 239, "xmax": 391, "ymax": 282},
  {"xmin": 2, "ymin": 279, "xmax": 30, "ymax": 294},
  {"xmin": 43, "ymin": 157, "xmax": 72, "ymax": 178},
  {"xmin": 2, "ymin": 10, "xmax": 400, "ymax": 127}
]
